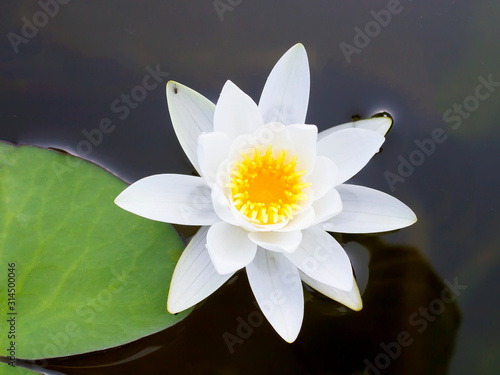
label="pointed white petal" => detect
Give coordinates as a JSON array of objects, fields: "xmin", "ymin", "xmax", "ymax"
[
  {"xmin": 284, "ymin": 226, "xmax": 353, "ymax": 290},
  {"xmin": 317, "ymin": 128, "xmax": 385, "ymax": 186},
  {"xmin": 278, "ymin": 207, "xmax": 315, "ymax": 232},
  {"xmin": 207, "ymin": 221, "xmax": 257, "ymax": 274},
  {"xmin": 300, "ymin": 271, "xmax": 362, "ymax": 311},
  {"xmin": 246, "ymin": 249, "xmax": 304, "ymax": 342},
  {"xmin": 323, "ymin": 184, "xmax": 417, "ymax": 233},
  {"xmin": 166, "ymin": 81, "xmax": 215, "ymax": 174},
  {"xmin": 214, "ymin": 80, "xmax": 264, "ymax": 141},
  {"xmin": 248, "ymin": 231, "xmax": 302, "ymax": 254},
  {"xmin": 309, "ymin": 156, "xmax": 338, "ymax": 200},
  {"xmin": 259, "ymin": 44, "xmax": 310, "ymax": 125},
  {"xmin": 115, "ymin": 174, "xmax": 218, "ymax": 225},
  {"xmin": 167, "ymin": 227, "xmax": 234, "ymax": 313},
  {"xmin": 197, "ymin": 132, "xmax": 231, "ymax": 186},
  {"xmin": 287, "ymin": 124, "xmax": 317, "ymax": 172},
  {"xmin": 318, "ymin": 116, "xmax": 393, "ymax": 141},
  {"xmin": 312, "ymin": 188, "xmax": 342, "ymax": 225}
]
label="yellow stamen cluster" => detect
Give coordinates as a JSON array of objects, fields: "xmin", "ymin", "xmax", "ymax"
[{"xmin": 228, "ymin": 145, "xmax": 311, "ymax": 225}]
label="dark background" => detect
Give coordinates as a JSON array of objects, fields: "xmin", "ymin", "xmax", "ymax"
[{"xmin": 1, "ymin": 1, "xmax": 499, "ymax": 374}]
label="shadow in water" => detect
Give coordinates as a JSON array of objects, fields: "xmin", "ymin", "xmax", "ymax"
[{"xmin": 28, "ymin": 236, "xmax": 460, "ymax": 375}]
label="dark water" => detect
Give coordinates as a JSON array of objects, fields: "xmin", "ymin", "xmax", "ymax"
[{"xmin": 1, "ymin": 1, "xmax": 499, "ymax": 374}]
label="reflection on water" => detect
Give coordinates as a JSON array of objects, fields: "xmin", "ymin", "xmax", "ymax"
[{"xmin": 27, "ymin": 235, "xmax": 460, "ymax": 375}]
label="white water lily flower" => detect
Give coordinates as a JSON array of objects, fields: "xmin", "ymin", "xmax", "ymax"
[{"xmin": 115, "ymin": 44, "xmax": 417, "ymax": 343}]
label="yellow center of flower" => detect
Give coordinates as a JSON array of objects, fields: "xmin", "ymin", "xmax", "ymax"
[{"xmin": 228, "ymin": 145, "xmax": 311, "ymax": 225}]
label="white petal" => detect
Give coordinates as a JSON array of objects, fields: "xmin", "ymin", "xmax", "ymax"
[
  {"xmin": 317, "ymin": 128, "xmax": 385, "ymax": 186},
  {"xmin": 211, "ymin": 182, "xmax": 240, "ymax": 225},
  {"xmin": 226, "ymin": 122, "xmax": 292, "ymax": 164},
  {"xmin": 225, "ymin": 122, "xmax": 315, "ymax": 174},
  {"xmin": 115, "ymin": 174, "xmax": 218, "ymax": 225},
  {"xmin": 167, "ymin": 227, "xmax": 234, "ymax": 313},
  {"xmin": 246, "ymin": 249, "xmax": 304, "ymax": 342},
  {"xmin": 312, "ymin": 188, "xmax": 342, "ymax": 225},
  {"xmin": 197, "ymin": 132, "xmax": 231, "ymax": 186},
  {"xmin": 207, "ymin": 221, "xmax": 257, "ymax": 274},
  {"xmin": 214, "ymin": 80, "xmax": 264, "ymax": 141},
  {"xmin": 166, "ymin": 81, "xmax": 215, "ymax": 175},
  {"xmin": 248, "ymin": 231, "xmax": 302, "ymax": 254},
  {"xmin": 278, "ymin": 207, "xmax": 315, "ymax": 232},
  {"xmin": 284, "ymin": 226, "xmax": 354, "ymax": 291},
  {"xmin": 323, "ymin": 184, "xmax": 417, "ymax": 233},
  {"xmin": 287, "ymin": 124, "xmax": 317, "ymax": 172},
  {"xmin": 259, "ymin": 44, "xmax": 310, "ymax": 125},
  {"xmin": 231, "ymin": 206, "xmax": 290, "ymax": 232},
  {"xmin": 300, "ymin": 271, "xmax": 362, "ymax": 311},
  {"xmin": 309, "ymin": 156, "xmax": 338, "ymax": 200},
  {"xmin": 318, "ymin": 116, "xmax": 393, "ymax": 141}
]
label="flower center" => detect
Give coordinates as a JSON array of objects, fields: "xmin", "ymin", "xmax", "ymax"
[{"xmin": 228, "ymin": 145, "xmax": 310, "ymax": 225}]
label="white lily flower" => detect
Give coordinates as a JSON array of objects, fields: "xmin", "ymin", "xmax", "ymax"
[{"xmin": 115, "ymin": 44, "xmax": 417, "ymax": 343}]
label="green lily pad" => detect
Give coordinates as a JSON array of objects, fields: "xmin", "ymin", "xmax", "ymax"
[
  {"xmin": 0, "ymin": 359, "xmax": 51, "ymax": 375},
  {"xmin": 0, "ymin": 363, "xmax": 38, "ymax": 375},
  {"xmin": 0, "ymin": 142, "xmax": 189, "ymax": 359}
]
